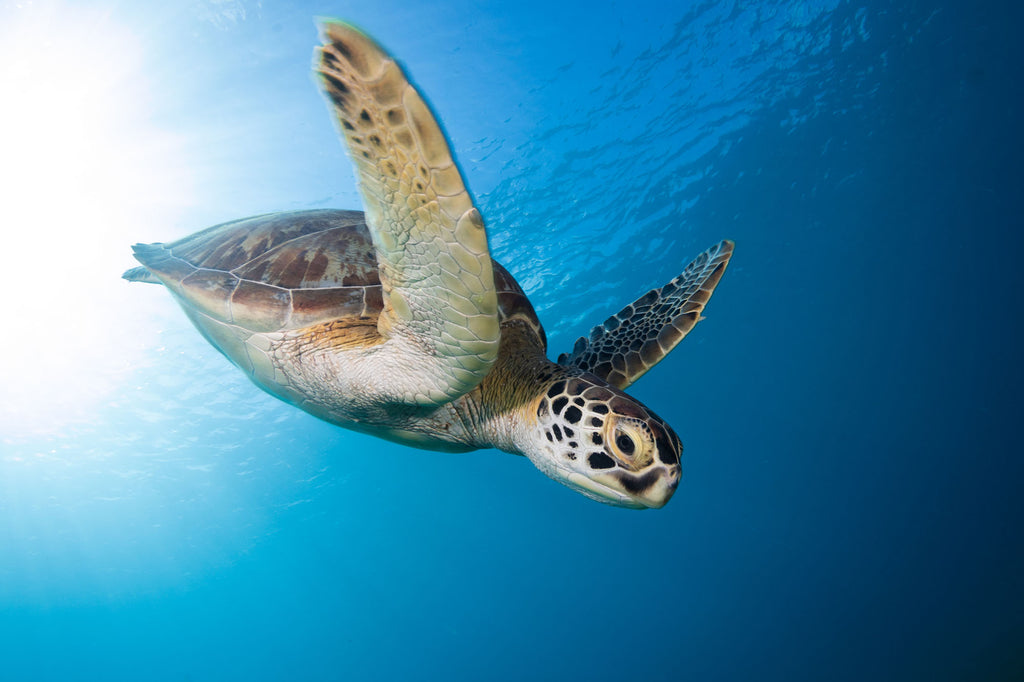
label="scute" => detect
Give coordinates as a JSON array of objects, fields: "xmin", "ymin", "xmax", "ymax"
[{"xmin": 234, "ymin": 225, "xmax": 380, "ymax": 289}]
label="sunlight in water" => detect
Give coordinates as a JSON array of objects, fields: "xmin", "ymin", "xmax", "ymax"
[{"xmin": 0, "ymin": 5, "xmax": 193, "ymax": 437}]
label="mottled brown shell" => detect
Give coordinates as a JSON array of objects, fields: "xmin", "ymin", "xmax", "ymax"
[{"xmin": 126, "ymin": 208, "xmax": 545, "ymax": 346}]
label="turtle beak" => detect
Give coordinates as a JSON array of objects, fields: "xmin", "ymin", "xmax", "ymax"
[
  {"xmin": 565, "ymin": 468, "xmax": 679, "ymax": 509},
  {"xmin": 628, "ymin": 473, "xmax": 679, "ymax": 509}
]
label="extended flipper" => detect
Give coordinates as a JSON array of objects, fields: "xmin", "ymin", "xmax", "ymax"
[
  {"xmin": 558, "ymin": 240, "xmax": 734, "ymax": 389},
  {"xmin": 315, "ymin": 21, "xmax": 500, "ymax": 406}
]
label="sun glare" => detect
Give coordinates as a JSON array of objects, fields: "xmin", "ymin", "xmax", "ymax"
[{"xmin": 0, "ymin": 4, "xmax": 194, "ymax": 437}]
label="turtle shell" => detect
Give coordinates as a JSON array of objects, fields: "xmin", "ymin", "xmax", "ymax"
[{"xmin": 128, "ymin": 208, "xmax": 545, "ymax": 347}]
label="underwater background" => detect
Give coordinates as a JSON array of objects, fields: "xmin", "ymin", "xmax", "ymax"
[{"xmin": 0, "ymin": 0, "xmax": 1020, "ymax": 679}]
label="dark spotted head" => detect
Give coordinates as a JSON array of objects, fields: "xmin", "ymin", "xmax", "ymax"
[{"xmin": 526, "ymin": 373, "xmax": 682, "ymax": 509}]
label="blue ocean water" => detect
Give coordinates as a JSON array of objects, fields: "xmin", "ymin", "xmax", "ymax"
[{"xmin": 0, "ymin": 0, "xmax": 1021, "ymax": 680}]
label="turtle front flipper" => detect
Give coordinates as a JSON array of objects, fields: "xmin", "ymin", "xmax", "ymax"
[
  {"xmin": 315, "ymin": 20, "xmax": 499, "ymax": 406},
  {"xmin": 558, "ymin": 240, "xmax": 734, "ymax": 390}
]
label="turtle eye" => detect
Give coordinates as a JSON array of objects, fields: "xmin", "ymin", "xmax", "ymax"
[
  {"xmin": 610, "ymin": 424, "xmax": 640, "ymax": 459},
  {"xmin": 607, "ymin": 419, "xmax": 654, "ymax": 467},
  {"xmin": 615, "ymin": 431, "xmax": 636, "ymax": 456}
]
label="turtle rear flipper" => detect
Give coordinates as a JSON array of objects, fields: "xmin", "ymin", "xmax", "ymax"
[
  {"xmin": 122, "ymin": 265, "xmax": 161, "ymax": 284},
  {"xmin": 558, "ymin": 240, "xmax": 734, "ymax": 390},
  {"xmin": 315, "ymin": 20, "xmax": 500, "ymax": 407}
]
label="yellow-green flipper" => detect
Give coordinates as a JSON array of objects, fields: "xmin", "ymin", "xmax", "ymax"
[{"xmin": 315, "ymin": 20, "xmax": 499, "ymax": 406}]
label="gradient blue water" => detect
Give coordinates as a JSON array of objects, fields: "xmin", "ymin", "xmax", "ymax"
[{"xmin": 1, "ymin": 1, "xmax": 1021, "ymax": 680}]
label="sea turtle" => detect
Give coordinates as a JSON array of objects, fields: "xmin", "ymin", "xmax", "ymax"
[{"xmin": 124, "ymin": 21, "xmax": 734, "ymax": 508}]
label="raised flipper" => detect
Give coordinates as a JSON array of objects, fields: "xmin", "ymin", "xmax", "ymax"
[
  {"xmin": 315, "ymin": 20, "xmax": 500, "ymax": 406},
  {"xmin": 558, "ymin": 240, "xmax": 734, "ymax": 389}
]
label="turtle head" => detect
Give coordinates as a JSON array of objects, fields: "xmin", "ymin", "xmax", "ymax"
[{"xmin": 525, "ymin": 373, "xmax": 682, "ymax": 509}]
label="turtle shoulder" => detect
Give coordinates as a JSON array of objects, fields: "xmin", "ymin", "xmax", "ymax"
[
  {"xmin": 130, "ymin": 209, "xmax": 384, "ymax": 333},
  {"xmin": 492, "ymin": 260, "xmax": 547, "ymax": 352}
]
